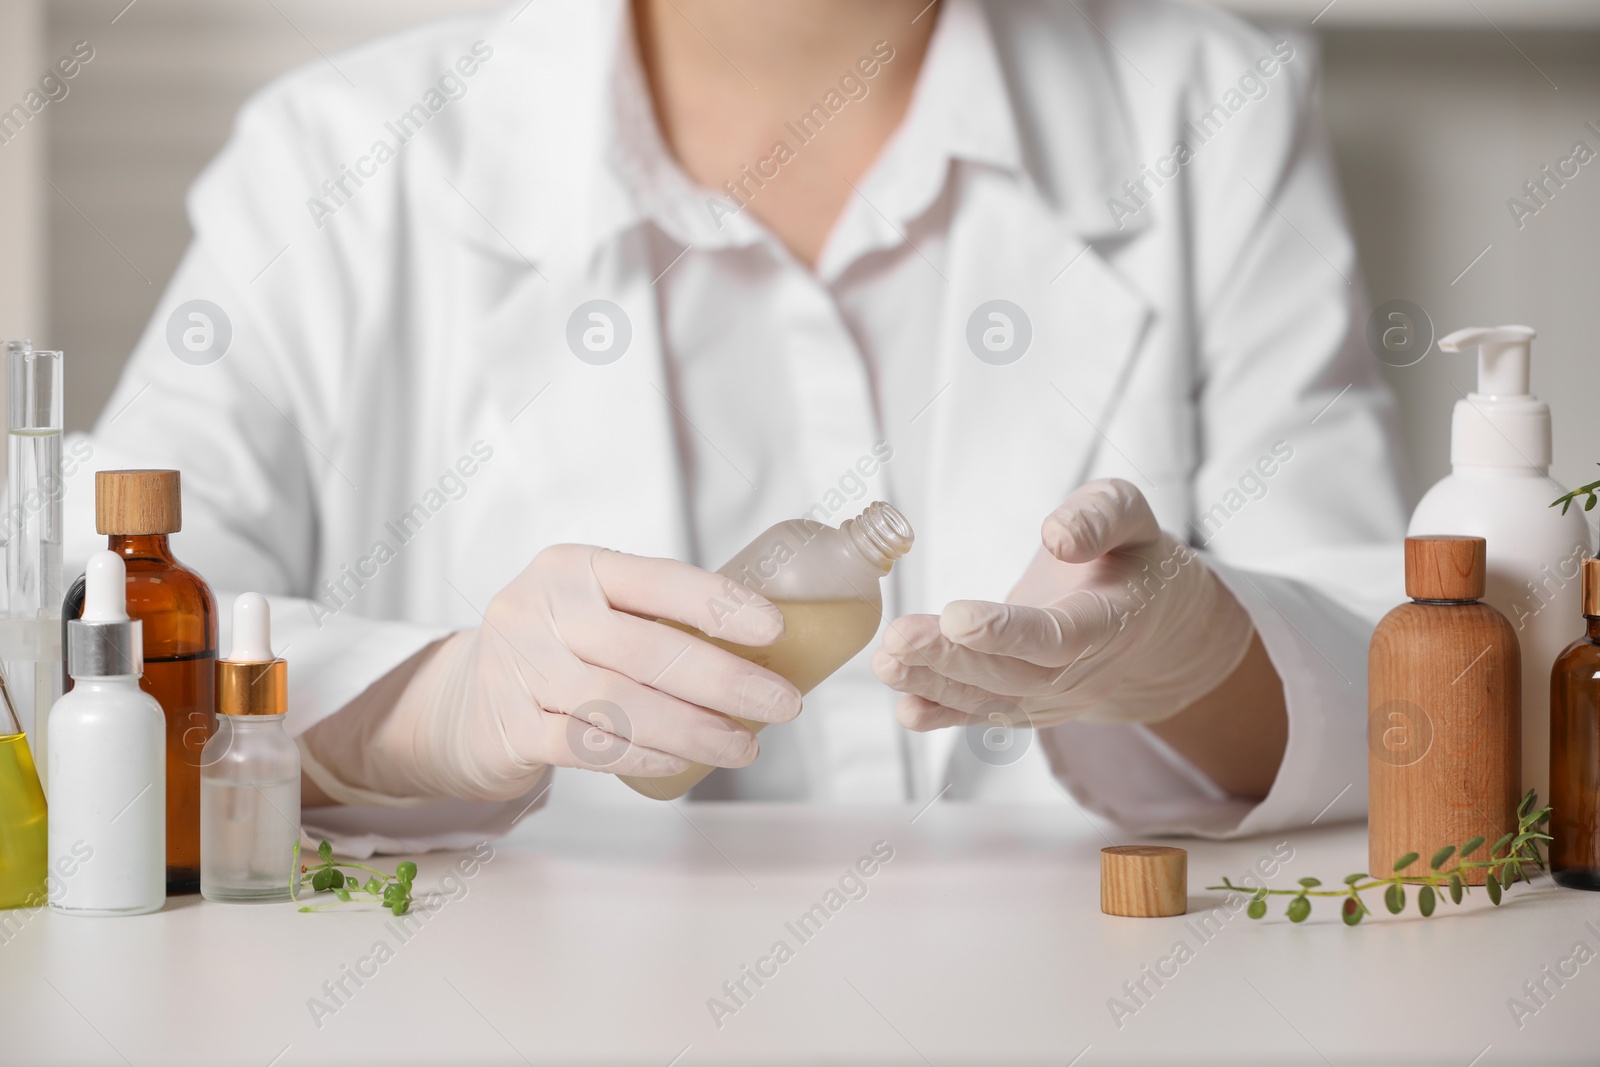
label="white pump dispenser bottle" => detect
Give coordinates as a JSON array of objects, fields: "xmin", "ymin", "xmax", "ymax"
[
  {"xmin": 47, "ymin": 551, "xmax": 166, "ymax": 916},
  {"xmin": 1408, "ymin": 325, "xmax": 1593, "ymax": 806}
]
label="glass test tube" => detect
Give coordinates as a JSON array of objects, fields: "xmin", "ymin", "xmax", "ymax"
[{"xmin": 3, "ymin": 345, "xmax": 63, "ymax": 791}]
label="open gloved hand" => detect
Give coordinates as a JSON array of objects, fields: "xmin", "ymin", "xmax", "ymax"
[
  {"xmin": 872, "ymin": 478, "xmax": 1255, "ymax": 731},
  {"xmin": 299, "ymin": 544, "xmax": 802, "ymax": 804}
]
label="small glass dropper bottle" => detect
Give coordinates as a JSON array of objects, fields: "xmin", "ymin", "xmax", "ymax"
[
  {"xmin": 621, "ymin": 501, "xmax": 914, "ymax": 801},
  {"xmin": 201, "ymin": 593, "xmax": 298, "ymax": 903}
]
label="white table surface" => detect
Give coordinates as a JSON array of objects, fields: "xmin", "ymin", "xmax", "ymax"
[{"xmin": 2, "ymin": 801, "xmax": 1597, "ymax": 1067}]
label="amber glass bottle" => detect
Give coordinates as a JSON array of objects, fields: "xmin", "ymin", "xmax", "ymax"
[
  {"xmin": 1551, "ymin": 557, "xmax": 1600, "ymax": 891},
  {"xmin": 64, "ymin": 470, "xmax": 217, "ymax": 894}
]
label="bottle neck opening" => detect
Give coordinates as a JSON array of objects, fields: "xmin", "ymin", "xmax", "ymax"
[{"xmin": 841, "ymin": 502, "xmax": 914, "ymax": 572}]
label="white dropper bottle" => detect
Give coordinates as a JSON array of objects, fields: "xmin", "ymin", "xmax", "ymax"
[
  {"xmin": 1408, "ymin": 325, "xmax": 1594, "ymax": 806},
  {"xmin": 48, "ymin": 550, "xmax": 166, "ymax": 916}
]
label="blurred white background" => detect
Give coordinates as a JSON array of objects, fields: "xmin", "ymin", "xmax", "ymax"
[{"xmin": 1, "ymin": 0, "xmax": 1599, "ymax": 507}]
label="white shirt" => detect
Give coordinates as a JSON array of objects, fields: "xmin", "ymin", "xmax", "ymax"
[
  {"xmin": 618, "ymin": 0, "xmax": 1031, "ymax": 803},
  {"xmin": 66, "ymin": 0, "xmax": 1412, "ymax": 854}
]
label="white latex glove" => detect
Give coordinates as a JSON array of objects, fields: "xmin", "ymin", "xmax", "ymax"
[
  {"xmin": 872, "ymin": 478, "xmax": 1255, "ymax": 730},
  {"xmin": 299, "ymin": 545, "xmax": 802, "ymax": 803}
]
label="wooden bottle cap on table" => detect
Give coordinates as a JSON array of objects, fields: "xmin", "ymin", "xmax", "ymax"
[
  {"xmin": 96, "ymin": 469, "xmax": 182, "ymax": 535},
  {"xmin": 1404, "ymin": 535, "xmax": 1485, "ymax": 601},
  {"xmin": 1100, "ymin": 845, "xmax": 1187, "ymax": 917}
]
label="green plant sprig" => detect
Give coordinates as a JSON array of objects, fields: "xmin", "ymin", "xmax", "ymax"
[
  {"xmin": 1550, "ymin": 467, "xmax": 1600, "ymax": 514},
  {"xmin": 291, "ymin": 840, "xmax": 416, "ymax": 915},
  {"xmin": 1207, "ymin": 791, "xmax": 1551, "ymax": 925}
]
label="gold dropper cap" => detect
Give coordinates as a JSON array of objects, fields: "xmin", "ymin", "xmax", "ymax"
[
  {"xmin": 216, "ymin": 593, "xmax": 286, "ymax": 716},
  {"xmin": 1582, "ymin": 558, "xmax": 1600, "ymax": 618},
  {"xmin": 217, "ymin": 659, "xmax": 287, "ymax": 716}
]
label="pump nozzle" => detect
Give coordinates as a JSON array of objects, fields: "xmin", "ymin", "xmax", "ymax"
[
  {"xmin": 1437, "ymin": 324, "xmax": 1549, "ymax": 470},
  {"xmin": 1438, "ymin": 325, "xmax": 1536, "ymax": 397}
]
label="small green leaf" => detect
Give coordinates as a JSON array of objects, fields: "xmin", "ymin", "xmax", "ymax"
[
  {"xmin": 1385, "ymin": 883, "xmax": 1405, "ymax": 914},
  {"xmin": 1418, "ymin": 884, "xmax": 1436, "ymax": 917},
  {"xmin": 363, "ymin": 877, "xmax": 382, "ymax": 896},
  {"xmin": 311, "ymin": 869, "xmax": 332, "ymax": 892},
  {"xmin": 1448, "ymin": 873, "xmax": 1463, "ymax": 904},
  {"xmin": 1341, "ymin": 897, "xmax": 1364, "ymax": 926},
  {"xmin": 1491, "ymin": 832, "xmax": 1515, "ymax": 857},
  {"xmin": 397, "ymin": 861, "xmax": 418, "ymax": 883},
  {"xmin": 1252, "ymin": 887, "xmax": 1269, "ymax": 902},
  {"xmin": 1487, "ymin": 872, "xmax": 1502, "ymax": 905},
  {"xmin": 1518, "ymin": 791, "xmax": 1535, "ymax": 818},
  {"xmin": 1343, "ymin": 873, "xmax": 1367, "ymax": 885},
  {"xmin": 333, "ymin": 886, "xmax": 352, "ymax": 903},
  {"xmin": 1287, "ymin": 896, "xmax": 1311, "ymax": 923},
  {"xmin": 1247, "ymin": 898, "xmax": 1267, "ymax": 920},
  {"xmin": 328, "ymin": 870, "xmax": 345, "ymax": 890},
  {"xmin": 1459, "ymin": 836, "xmax": 1486, "ymax": 859},
  {"xmin": 1586, "ymin": 492, "xmax": 1597, "ymax": 512},
  {"xmin": 1298, "ymin": 877, "xmax": 1322, "ymax": 888},
  {"xmin": 1429, "ymin": 845, "xmax": 1455, "ymax": 871},
  {"xmin": 298, "ymin": 905, "xmax": 314, "ymax": 913},
  {"xmin": 391, "ymin": 899, "xmax": 409, "ymax": 916},
  {"xmin": 318, "ymin": 840, "xmax": 333, "ymax": 863},
  {"xmin": 1393, "ymin": 852, "xmax": 1419, "ymax": 873}
]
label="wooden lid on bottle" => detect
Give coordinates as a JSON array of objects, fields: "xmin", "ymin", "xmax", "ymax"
[
  {"xmin": 1100, "ymin": 845, "xmax": 1187, "ymax": 917},
  {"xmin": 1583, "ymin": 558, "xmax": 1600, "ymax": 617},
  {"xmin": 1405, "ymin": 535, "xmax": 1485, "ymax": 601},
  {"xmin": 96, "ymin": 469, "xmax": 181, "ymax": 535}
]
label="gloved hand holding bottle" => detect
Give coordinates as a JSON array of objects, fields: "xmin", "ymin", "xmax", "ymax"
[
  {"xmin": 872, "ymin": 479, "xmax": 1259, "ymax": 733},
  {"xmin": 301, "ymin": 501, "xmax": 912, "ymax": 805},
  {"xmin": 299, "ymin": 545, "xmax": 805, "ymax": 804}
]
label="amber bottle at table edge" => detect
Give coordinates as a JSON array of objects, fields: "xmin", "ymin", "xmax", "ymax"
[
  {"xmin": 1551, "ymin": 557, "xmax": 1600, "ymax": 890},
  {"xmin": 1368, "ymin": 536, "xmax": 1520, "ymax": 885},
  {"xmin": 63, "ymin": 470, "xmax": 217, "ymax": 895}
]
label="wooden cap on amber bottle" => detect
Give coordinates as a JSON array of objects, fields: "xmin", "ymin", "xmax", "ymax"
[
  {"xmin": 96, "ymin": 469, "xmax": 181, "ymax": 535},
  {"xmin": 1100, "ymin": 845, "xmax": 1187, "ymax": 917},
  {"xmin": 1404, "ymin": 535, "xmax": 1485, "ymax": 601}
]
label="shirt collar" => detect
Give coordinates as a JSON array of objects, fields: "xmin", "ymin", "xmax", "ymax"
[
  {"xmin": 461, "ymin": 0, "xmax": 1145, "ymax": 267},
  {"xmin": 585, "ymin": 0, "xmax": 1033, "ymax": 255}
]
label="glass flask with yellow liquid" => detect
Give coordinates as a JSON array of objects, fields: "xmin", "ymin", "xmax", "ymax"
[
  {"xmin": 620, "ymin": 501, "xmax": 913, "ymax": 801},
  {"xmin": 0, "ymin": 666, "xmax": 48, "ymax": 909}
]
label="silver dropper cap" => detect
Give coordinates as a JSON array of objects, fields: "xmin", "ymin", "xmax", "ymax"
[{"xmin": 67, "ymin": 552, "xmax": 143, "ymax": 678}]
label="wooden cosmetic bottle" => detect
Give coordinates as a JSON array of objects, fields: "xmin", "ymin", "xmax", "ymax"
[{"xmin": 1369, "ymin": 536, "xmax": 1520, "ymax": 884}]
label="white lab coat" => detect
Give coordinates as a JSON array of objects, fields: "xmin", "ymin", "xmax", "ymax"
[{"xmin": 65, "ymin": 0, "xmax": 1411, "ymax": 853}]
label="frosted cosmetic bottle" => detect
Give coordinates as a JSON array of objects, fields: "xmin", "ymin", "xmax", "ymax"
[
  {"xmin": 48, "ymin": 551, "xmax": 166, "ymax": 916},
  {"xmin": 202, "ymin": 593, "xmax": 298, "ymax": 903},
  {"xmin": 621, "ymin": 501, "xmax": 913, "ymax": 801}
]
